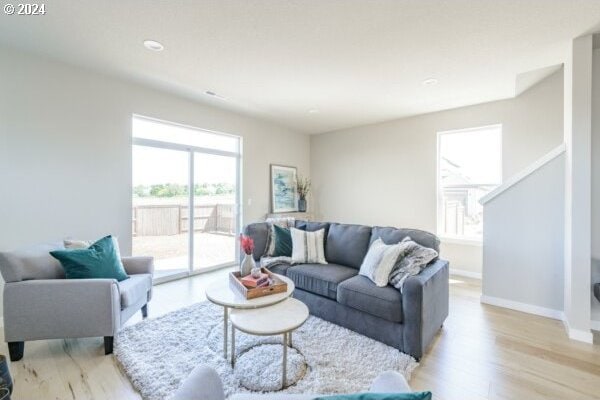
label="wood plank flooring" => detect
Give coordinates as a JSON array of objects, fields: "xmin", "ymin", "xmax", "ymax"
[{"xmin": 5, "ymin": 272, "xmax": 600, "ymax": 400}]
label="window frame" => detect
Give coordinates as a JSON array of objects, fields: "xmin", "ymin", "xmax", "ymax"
[{"xmin": 436, "ymin": 124, "xmax": 502, "ymax": 245}]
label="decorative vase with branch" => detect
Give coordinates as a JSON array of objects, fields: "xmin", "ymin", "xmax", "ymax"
[
  {"xmin": 296, "ymin": 175, "xmax": 311, "ymax": 212},
  {"xmin": 239, "ymin": 234, "xmax": 256, "ymax": 277}
]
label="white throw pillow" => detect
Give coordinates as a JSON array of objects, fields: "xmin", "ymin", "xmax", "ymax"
[
  {"xmin": 290, "ymin": 227, "xmax": 327, "ymax": 264},
  {"xmin": 63, "ymin": 238, "xmax": 92, "ymax": 249},
  {"xmin": 359, "ymin": 238, "xmax": 387, "ymax": 279},
  {"xmin": 359, "ymin": 238, "xmax": 404, "ymax": 287}
]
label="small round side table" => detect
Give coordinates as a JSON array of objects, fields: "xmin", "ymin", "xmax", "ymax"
[
  {"xmin": 229, "ymin": 298, "xmax": 309, "ymax": 390},
  {"xmin": 205, "ymin": 273, "xmax": 294, "ymax": 359}
]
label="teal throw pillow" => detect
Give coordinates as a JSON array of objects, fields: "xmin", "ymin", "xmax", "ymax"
[
  {"xmin": 50, "ymin": 235, "xmax": 129, "ymax": 281},
  {"xmin": 313, "ymin": 393, "xmax": 432, "ymax": 400},
  {"xmin": 271, "ymin": 224, "xmax": 293, "ymax": 257}
]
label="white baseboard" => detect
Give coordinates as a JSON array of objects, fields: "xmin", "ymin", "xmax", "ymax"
[
  {"xmin": 563, "ymin": 319, "xmax": 594, "ymax": 344},
  {"xmin": 480, "ymin": 295, "xmax": 564, "ymax": 320},
  {"xmin": 481, "ymin": 295, "xmax": 596, "ymax": 343},
  {"xmin": 450, "ymin": 268, "xmax": 482, "ymax": 280}
]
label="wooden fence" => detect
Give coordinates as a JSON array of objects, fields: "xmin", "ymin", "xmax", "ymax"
[{"xmin": 132, "ymin": 204, "xmax": 235, "ymax": 237}]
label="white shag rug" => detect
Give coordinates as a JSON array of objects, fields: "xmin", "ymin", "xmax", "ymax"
[{"xmin": 114, "ymin": 302, "xmax": 417, "ymax": 400}]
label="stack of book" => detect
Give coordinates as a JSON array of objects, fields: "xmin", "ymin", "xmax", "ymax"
[{"xmin": 240, "ymin": 273, "xmax": 271, "ymax": 288}]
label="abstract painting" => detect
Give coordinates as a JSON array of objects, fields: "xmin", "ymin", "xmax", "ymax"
[{"xmin": 270, "ymin": 164, "xmax": 298, "ymax": 213}]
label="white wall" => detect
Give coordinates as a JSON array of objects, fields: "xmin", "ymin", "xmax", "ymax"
[
  {"xmin": 481, "ymin": 153, "xmax": 565, "ymax": 315},
  {"xmin": 591, "ymin": 48, "xmax": 600, "ymax": 326},
  {"xmin": 562, "ymin": 35, "xmax": 593, "ymax": 342},
  {"xmin": 310, "ymin": 70, "xmax": 563, "ymax": 275},
  {"xmin": 0, "ymin": 46, "xmax": 310, "ymax": 254}
]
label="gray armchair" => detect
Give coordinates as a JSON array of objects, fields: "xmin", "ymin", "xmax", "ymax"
[{"xmin": 0, "ymin": 242, "xmax": 154, "ymax": 361}]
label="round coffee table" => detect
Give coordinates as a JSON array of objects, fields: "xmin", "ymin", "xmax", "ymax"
[
  {"xmin": 206, "ymin": 273, "xmax": 294, "ymax": 359},
  {"xmin": 230, "ymin": 298, "xmax": 309, "ymax": 390}
]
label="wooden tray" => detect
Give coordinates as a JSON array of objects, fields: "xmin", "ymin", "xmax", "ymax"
[{"xmin": 229, "ymin": 267, "xmax": 288, "ymax": 299}]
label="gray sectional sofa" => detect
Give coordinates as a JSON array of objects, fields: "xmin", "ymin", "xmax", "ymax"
[{"xmin": 244, "ymin": 221, "xmax": 449, "ymax": 360}]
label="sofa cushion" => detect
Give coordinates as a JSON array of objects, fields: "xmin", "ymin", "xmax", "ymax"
[
  {"xmin": 326, "ymin": 223, "xmax": 373, "ymax": 269},
  {"xmin": 265, "ymin": 262, "xmax": 294, "ymax": 276},
  {"xmin": 118, "ymin": 273, "xmax": 152, "ymax": 307},
  {"xmin": 370, "ymin": 226, "xmax": 440, "ymax": 253},
  {"xmin": 337, "ymin": 275, "xmax": 403, "ymax": 323},
  {"xmin": 287, "ymin": 263, "xmax": 357, "ymax": 299},
  {"xmin": 0, "ymin": 242, "xmax": 66, "ymax": 283},
  {"xmin": 295, "ymin": 220, "xmax": 330, "ymax": 236},
  {"xmin": 243, "ymin": 222, "xmax": 270, "ymax": 261}
]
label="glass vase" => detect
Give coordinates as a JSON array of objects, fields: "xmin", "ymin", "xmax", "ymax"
[{"xmin": 298, "ymin": 198, "xmax": 307, "ymax": 212}]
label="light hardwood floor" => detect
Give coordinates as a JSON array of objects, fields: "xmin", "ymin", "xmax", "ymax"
[{"xmin": 5, "ymin": 272, "xmax": 600, "ymax": 400}]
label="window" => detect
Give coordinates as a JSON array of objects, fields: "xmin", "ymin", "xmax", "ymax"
[
  {"xmin": 133, "ymin": 117, "xmax": 238, "ymax": 152},
  {"xmin": 437, "ymin": 125, "xmax": 502, "ymax": 241},
  {"xmin": 132, "ymin": 115, "xmax": 241, "ymax": 282}
]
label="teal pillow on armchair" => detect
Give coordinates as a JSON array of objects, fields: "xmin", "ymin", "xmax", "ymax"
[{"xmin": 50, "ymin": 235, "xmax": 129, "ymax": 281}]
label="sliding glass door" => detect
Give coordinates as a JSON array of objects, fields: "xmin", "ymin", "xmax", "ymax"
[
  {"xmin": 192, "ymin": 153, "xmax": 237, "ymax": 272},
  {"xmin": 131, "ymin": 116, "xmax": 241, "ymax": 283},
  {"xmin": 132, "ymin": 145, "xmax": 191, "ymax": 280}
]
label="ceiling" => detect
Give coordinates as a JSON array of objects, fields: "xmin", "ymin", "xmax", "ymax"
[{"xmin": 2, "ymin": 0, "xmax": 600, "ymax": 134}]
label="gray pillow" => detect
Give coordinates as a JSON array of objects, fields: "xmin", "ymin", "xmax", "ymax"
[{"xmin": 389, "ymin": 237, "xmax": 438, "ymax": 291}]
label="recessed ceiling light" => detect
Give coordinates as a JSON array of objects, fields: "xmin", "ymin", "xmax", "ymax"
[
  {"xmin": 422, "ymin": 78, "xmax": 438, "ymax": 86},
  {"xmin": 143, "ymin": 40, "xmax": 164, "ymax": 52},
  {"xmin": 308, "ymin": 109, "xmax": 320, "ymax": 114}
]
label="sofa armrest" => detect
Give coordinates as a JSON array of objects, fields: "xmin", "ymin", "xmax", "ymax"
[
  {"xmin": 122, "ymin": 256, "xmax": 154, "ymax": 276},
  {"xmin": 401, "ymin": 258, "xmax": 449, "ymax": 359},
  {"xmin": 171, "ymin": 365, "xmax": 225, "ymax": 400},
  {"xmin": 3, "ymin": 279, "xmax": 121, "ymax": 341}
]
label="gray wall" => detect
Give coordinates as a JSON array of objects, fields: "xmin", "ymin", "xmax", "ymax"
[
  {"xmin": 310, "ymin": 70, "xmax": 564, "ymax": 275},
  {"xmin": 482, "ymin": 154, "xmax": 565, "ymax": 312},
  {"xmin": 0, "ymin": 46, "xmax": 310, "ymax": 253}
]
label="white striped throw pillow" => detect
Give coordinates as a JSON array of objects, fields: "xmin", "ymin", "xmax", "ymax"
[{"xmin": 290, "ymin": 227, "xmax": 327, "ymax": 264}]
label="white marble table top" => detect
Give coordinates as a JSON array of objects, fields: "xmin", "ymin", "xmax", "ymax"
[
  {"xmin": 205, "ymin": 273, "xmax": 294, "ymax": 309},
  {"xmin": 230, "ymin": 298, "xmax": 309, "ymax": 336}
]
